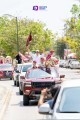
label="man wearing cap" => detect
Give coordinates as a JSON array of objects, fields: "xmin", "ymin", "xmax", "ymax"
[
  {"xmin": 38, "ymin": 85, "xmax": 60, "ymax": 109},
  {"xmin": 24, "ymin": 52, "xmax": 32, "ymax": 62},
  {"xmin": 26, "ymin": 60, "xmax": 38, "ymax": 75},
  {"xmin": 32, "ymin": 60, "xmax": 38, "ymax": 69},
  {"xmin": 28, "ymin": 49, "xmax": 44, "ymax": 64},
  {"xmin": 39, "ymin": 57, "xmax": 45, "ymax": 71}
]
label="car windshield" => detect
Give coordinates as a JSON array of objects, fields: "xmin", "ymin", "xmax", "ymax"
[
  {"xmin": 72, "ymin": 61, "xmax": 79, "ymax": 64},
  {"xmin": 27, "ymin": 68, "xmax": 52, "ymax": 78},
  {"xmin": 50, "ymin": 67, "xmax": 59, "ymax": 78},
  {"xmin": 58, "ymin": 87, "xmax": 80, "ymax": 113},
  {"xmin": 0, "ymin": 64, "xmax": 12, "ymax": 68},
  {"xmin": 22, "ymin": 64, "xmax": 32, "ymax": 72}
]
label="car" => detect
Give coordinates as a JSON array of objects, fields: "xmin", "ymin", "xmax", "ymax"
[
  {"xmin": 22, "ymin": 68, "xmax": 64, "ymax": 106},
  {"xmin": 59, "ymin": 59, "xmax": 66, "ymax": 68},
  {"xmin": 0, "ymin": 63, "xmax": 14, "ymax": 80},
  {"xmin": 64, "ymin": 59, "xmax": 77, "ymax": 68},
  {"xmin": 19, "ymin": 62, "xmax": 32, "ymax": 95},
  {"xmin": 13, "ymin": 64, "xmax": 22, "ymax": 86},
  {"xmin": 69, "ymin": 60, "xmax": 80, "ymax": 69},
  {"xmin": 39, "ymin": 79, "xmax": 80, "ymax": 120}
]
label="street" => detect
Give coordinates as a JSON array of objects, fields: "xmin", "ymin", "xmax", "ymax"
[{"xmin": 0, "ymin": 68, "xmax": 80, "ymax": 120}]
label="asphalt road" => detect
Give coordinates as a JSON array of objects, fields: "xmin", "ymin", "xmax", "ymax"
[{"xmin": 0, "ymin": 67, "xmax": 80, "ymax": 120}]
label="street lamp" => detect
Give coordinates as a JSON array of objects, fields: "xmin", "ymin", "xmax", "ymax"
[{"xmin": 3, "ymin": 14, "xmax": 19, "ymax": 52}]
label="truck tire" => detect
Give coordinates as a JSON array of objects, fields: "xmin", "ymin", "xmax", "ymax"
[
  {"xmin": 23, "ymin": 95, "xmax": 29, "ymax": 106},
  {"xmin": 16, "ymin": 81, "xmax": 19, "ymax": 87},
  {"xmin": 14, "ymin": 81, "xmax": 16, "ymax": 86}
]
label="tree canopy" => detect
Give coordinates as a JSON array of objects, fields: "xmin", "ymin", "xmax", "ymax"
[{"xmin": 0, "ymin": 16, "xmax": 54, "ymax": 58}]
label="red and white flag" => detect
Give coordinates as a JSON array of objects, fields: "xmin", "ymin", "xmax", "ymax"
[
  {"xmin": 19, "ymin": 52, "xmax": 28, "ymax": 61},
  {"xmin": 26, "ymin": 32, "xmax": 32, "ymax": 47},
  {"xmin": 46, "ymin": 50, "xmax": 54, "ymax": 61}
]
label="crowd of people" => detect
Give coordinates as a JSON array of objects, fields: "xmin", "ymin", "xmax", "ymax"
[
  {"xmin": 14, "ymin": 49, "xmax": 59, "ymax": 74},
  {"xmin": 0, "ymin": 49, "xmax": 59, "ymax": 81},
  {"xmin": 0, "ymin": 56, "xmax": 12, "ymax": 64},
  {"xmin": 0, "ymin": 49, "xmax": 59, "ymax": 72}
]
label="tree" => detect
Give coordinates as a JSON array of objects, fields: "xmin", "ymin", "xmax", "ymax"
[
  {"xmin": 0, "ymin": 16, "xmax": 54, "ymax": 57},
  {"xmin": 63, "ymin": 4, "xmax": 80, "ymax": 58},
  {"xmin": 54, "ymin": 38, "xmax": 67, "ymax": 59}
]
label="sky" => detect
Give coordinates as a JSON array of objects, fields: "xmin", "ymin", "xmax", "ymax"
[{"xmin": 0, "ymin": 0, "xmax": 79, "ymax": 36}]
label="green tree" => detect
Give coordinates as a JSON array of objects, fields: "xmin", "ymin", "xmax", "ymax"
[
  {"xmin": 54, "ymin": 38, "xmax": 66, "ymax": 59},
  {"xmin": 0, "ymin": 16, "xmax": 54, "ymax": 57},
  {"xmin": 63, "ymin": 3, "xmax": 80, "ymax": 58}
]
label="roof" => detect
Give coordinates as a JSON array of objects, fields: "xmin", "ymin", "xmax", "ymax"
[
  {"xmin": 61, "ymin": 79, "xmax": 80, "ymax": 88},
  {"xmin": 22, "ymin": 62, "xmax": 32, "ymax": 65}
]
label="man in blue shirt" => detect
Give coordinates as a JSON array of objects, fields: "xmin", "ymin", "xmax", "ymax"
[{"xmin": 38, "ymin": 85, "xmax": 59, "ymax": 109}]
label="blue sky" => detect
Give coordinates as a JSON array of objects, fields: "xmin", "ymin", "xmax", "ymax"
[{"xmin": 0, "ymin": 0, "xmax": 79, "ymax": 36}]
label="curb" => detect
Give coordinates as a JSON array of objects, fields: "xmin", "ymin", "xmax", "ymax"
[{"xmin": 0, "ymin": 87, "xmax": 12, "ymax": 120}]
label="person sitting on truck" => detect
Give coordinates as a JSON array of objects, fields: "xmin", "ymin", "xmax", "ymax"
[
  {"xmin": 26, "ymin": 60, "xmax": 38, "ymax": 75},
  {"xmin": 39, "ymin": 57, "xmax": 45, "ymax": 71},
  {"xmin": 45, "ymin": 61, "xmax": 51, "ymax": 74}
]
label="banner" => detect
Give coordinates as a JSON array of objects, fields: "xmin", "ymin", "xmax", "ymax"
[
  {"xmin": 19, "ymin": 52, "xmax": 28, "ymax": 61},
  {"xmin": 46, "ymin": 50, "xmax": 54, "ymax": 61},
  {"xmin": 26, "ymin": 32, "xmax": 32, "ymax": 47}
]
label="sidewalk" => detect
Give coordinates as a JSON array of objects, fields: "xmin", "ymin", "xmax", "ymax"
[{"xmin": 0, "ymin": 84, "xmax": 12, "ymax": 120}]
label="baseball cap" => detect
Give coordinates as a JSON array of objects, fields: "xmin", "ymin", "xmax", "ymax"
[
  {"xmin": 40, "ymin": 57, "xmax": 44, "ymax": 60},
  {"xmin": 36, "ymin": 50, "xmax": 39, "ymax": 53},
  {"xmin": 50, "ymin": 50, "xmax": 54, "ymax": 53}
]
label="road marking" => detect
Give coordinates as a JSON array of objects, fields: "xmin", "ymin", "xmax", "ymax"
[{"xmin": 0, "ymin": 88, "xmax": 12, "ymax": 120}]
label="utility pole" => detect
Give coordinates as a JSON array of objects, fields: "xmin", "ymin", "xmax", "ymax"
[
  {"xmin": 3, "ymin": 14, "xmax": 19, "ymax": 52},
  {"xmin": 16, "ymin": 17, "xmax": 19, "ymax": 52}
]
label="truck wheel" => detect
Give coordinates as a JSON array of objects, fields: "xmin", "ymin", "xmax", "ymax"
[
  {"xmin": 23, "ymin": 95, "xmax": 29, "ymax": 106},
  {"xmin": 16, "ymin": 81, "xmax": 19, "ymax": 87}
]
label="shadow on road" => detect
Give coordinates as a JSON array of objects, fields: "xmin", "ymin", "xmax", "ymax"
[
  {"xmin": 10, "ymin": 100, "xmax": 38, "ymax": 107},
  {"xmin": 0, "ymin": 79, "xmax": 12, "ymax": 81}
]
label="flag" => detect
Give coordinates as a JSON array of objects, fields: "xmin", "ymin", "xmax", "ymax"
[
  {"xmin": 19, "ymin": 52, "xmax": 28, "ymax": 61},
  {"xmin": 46, "ymin": 50, "xmax": 54, "ymax": 61},
  {"xmin": 26, "ymin": 32, "xmax": 32, "ymax": 47}
]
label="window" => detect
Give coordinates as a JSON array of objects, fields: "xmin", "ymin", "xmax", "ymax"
[{"xmin": 58, "ymin": 87, "xmax": 80, "ymax": 113}]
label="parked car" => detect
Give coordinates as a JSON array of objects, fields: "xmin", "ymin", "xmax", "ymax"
[
  {"xmin": 59, "ymin": 60, "xmax": 66, "ymax": 68},
  {"xmin": 39, "ymin": 79, "xmax": 80, "ymax": 120},
  {"xmin": 13, "ymin": 64, "xmax": 22, "ymax": 86},
  {"xmin": 22, "ymin": 68, "xmax": 65, "ymax": 106},
  {"xmin": 0, "ymin": 63, "xmax": 14, "ymax": 80},
  {"xmin": 69, "ymin": 60, "xmax": 80, "ymax": 69},
  {"xmin": 19, "ymin": 62, "xmax": 32, "ymax": 95},
  {"xmin": 64, "ymin": 59, "xmax": 77, "ymax": 68}
]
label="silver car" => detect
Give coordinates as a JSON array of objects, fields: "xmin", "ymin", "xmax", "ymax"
[
  {"xmin": 69, "ymin": 60, "xmax": 80, "ymax": 69},
  {"xmin": 39, "ymin": 79, "xmax": 80, "ymax": 120},
  {"xmin": 13, "ymin": 64, "xmax": 22, "ymax": 86},
  {"xmin": 19, "ymin": 62, "xmax": 32, "ymax": 95}
]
